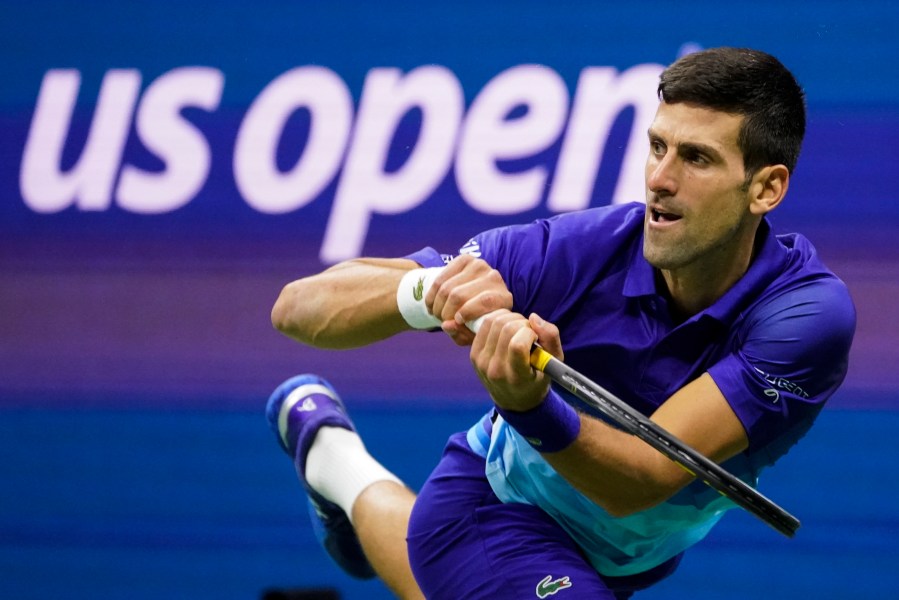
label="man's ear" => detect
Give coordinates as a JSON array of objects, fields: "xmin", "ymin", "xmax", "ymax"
[{"xmin": 748, "ymin": 164, "xmax": 789, "ymax": 216}]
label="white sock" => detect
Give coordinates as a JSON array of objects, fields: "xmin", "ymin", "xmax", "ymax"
[{"xmin": 304, "ymin": 426, "xmax": 403, "ymax": 524}]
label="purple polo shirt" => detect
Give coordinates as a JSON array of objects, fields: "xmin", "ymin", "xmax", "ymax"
[
  {"xmin": 410, "ymin": 201, "xmax": 855, "ymax": 470},
  {"xmin": 408, "ymin": 202, "xmax": 856, "ymax": 574}
]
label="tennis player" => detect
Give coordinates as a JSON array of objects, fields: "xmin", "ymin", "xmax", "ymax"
[{"xmin": 266, "ymin": 47, "xmax": 856, "ymax": 599}]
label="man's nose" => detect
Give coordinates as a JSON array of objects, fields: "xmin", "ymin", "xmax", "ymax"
[{"xmin": 646, "ymin": 154, "xmax": 678, "ymax": 197}]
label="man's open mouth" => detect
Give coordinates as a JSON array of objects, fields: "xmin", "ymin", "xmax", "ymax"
[{"xmin": 651, "ymin": 208, "xmax": 682, "ymax": 223}]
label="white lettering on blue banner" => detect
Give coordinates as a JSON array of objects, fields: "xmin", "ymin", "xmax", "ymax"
[{"xmin": 19, "ymin": 62, "xmax": 662, "ymax": 262}]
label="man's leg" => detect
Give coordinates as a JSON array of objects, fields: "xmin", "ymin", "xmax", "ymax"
[
  {"xmin": 351, "ymin": 481, "xmax": 422, "ymax": 599},
  {"xmin": 266, "ymin": 374, "xmax": 424, "ymax": 599}
]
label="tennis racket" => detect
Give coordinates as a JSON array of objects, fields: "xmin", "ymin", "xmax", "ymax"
[{"xmin": 469, "ymin": 316, "xmax": 801, "ymax": 537}]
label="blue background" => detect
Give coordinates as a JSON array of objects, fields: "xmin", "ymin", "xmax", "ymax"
[{"xmin": 2, "ymin": 1, "xmax": 898, "ymax": 598}]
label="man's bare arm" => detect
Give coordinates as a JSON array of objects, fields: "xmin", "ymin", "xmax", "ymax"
[
  {"xmin": 272, "ymin": 254, "xmax": 514, "ymax": 350},
  {"xmin": 472, "ymin": 311, "xmax": 749, "ymax": 517},
  {"xmin": 271, "ymin": 257, "xmax": 420, "ymax": 349},
  {"xmin": 545, "ymin": 373, "xmax": 749, "ymax": 516}
]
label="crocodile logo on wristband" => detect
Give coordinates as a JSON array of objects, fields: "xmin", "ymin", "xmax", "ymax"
[{"xmin": 413, "ymin": 276, "xmax": 425, "ymax": 301}]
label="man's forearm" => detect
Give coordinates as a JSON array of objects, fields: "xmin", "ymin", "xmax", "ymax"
[{"xmin": 271, "ymin": 257, "xmax": 420, "ymax": 349}]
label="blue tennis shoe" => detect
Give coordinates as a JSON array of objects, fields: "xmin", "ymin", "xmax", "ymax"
[{"xmin": 266, "ymin": 374, "xmax": 375, "ymax": 580}]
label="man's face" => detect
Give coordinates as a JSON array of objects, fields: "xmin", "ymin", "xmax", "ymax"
[{"xmin": 643, "ymin": 101, "xmax": 755, "ymax": 272}]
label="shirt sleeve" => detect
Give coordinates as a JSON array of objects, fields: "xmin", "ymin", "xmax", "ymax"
[
  {"xmin": 404, "ymin": 204, "xmax": 646, "ymax": 323},
  {"xmin": 708, "ymin": 275, "xmax": 856, "ymax": 463},
  {"xmin": 402, "ymin": 222, "xmax": 553, "ymax": 312},
  {"xmin": 403, "ymin": 246, "xmax": 454, "ymax": 268}
]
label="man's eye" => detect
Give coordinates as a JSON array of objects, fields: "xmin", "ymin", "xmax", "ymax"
[{"xmin": 650, "ymin": 141, "xmax": 666, "ymax": 155}]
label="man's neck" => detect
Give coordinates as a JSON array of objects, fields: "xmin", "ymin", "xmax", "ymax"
[{"xmin": 659, "ymin": 225, "xmax": 761, "ymax": 319}]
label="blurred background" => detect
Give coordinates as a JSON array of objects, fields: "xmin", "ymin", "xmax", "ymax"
[{"xmin": 2, "ymin": 1, "xmax": 897, "ymax": 598}]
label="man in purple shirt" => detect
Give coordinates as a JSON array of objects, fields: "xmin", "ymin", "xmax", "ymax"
[{"xmin": 266, "ymin": 47, "xmax": 856, "ymax": 599}]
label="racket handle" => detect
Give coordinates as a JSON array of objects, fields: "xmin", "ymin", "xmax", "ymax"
[
  {"xmin": 465, "ymin": 315, "xmax": 486, "ymax": 333},
  {"xmin": 530, "ymin": 346, "xmax": 554, "ymax": 372},
  {"xmin": 465, "ymin": 315, "xmax": 555, "ymax": 373}
]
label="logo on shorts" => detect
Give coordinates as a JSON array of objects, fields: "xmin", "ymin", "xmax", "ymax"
[{"xmin": 536, "ymin": 574, "xmax": 572, "ymax": 598}]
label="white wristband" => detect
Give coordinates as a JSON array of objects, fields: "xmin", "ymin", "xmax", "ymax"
[{"xmin": 396, "ymin": 267, "xmax": 445, "ymax": 329}]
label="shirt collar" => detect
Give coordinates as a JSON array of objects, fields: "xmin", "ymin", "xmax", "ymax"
[
  {"xmin": 622, "ymin": 235, "xmax": 657, "ymax": 298},
  {"xmin": 622, "ymin": 219, "xmax": 788, "ymax": 324}
]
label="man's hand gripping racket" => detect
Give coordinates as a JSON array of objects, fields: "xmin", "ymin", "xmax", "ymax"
[{"xmin": 466, "ymin": 314, "xmax": 801, "ymax": 538}]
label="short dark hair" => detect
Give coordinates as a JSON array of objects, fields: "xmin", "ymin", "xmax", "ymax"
[{"xmin": 657, "ymin": 47, "xmax": 806, "ymax": 177}]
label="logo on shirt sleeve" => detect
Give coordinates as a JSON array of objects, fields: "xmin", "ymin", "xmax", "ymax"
[
  {"xmin": 460, "ymin": 237, "xmax": 481, "ymax": 257},
  {"xmin": 753, "ymin": 367, "xmax": 809, "ymax": 403}
]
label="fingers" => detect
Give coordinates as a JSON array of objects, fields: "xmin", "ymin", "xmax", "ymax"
[
  {"xmin": 529, "ymin": 312, "xmax": 564, "ymax": 361},
  {"xmin": 471, "ymin": 311, "xmax": 563, "ymax": 384},
  {"xmin": 424, "ymin": 254, "xmax": 468, "ymax": 309},
  {"xmin": 470, "ymin": 310, "xmax": 552, "ymax": 411},
  {"xmin": 425, "ymin": 255, "xmax": 512, "ymax": 326},
  {"xmin": 424, "ymin": 254, "xmax": 472, "ymax": 317},
  {"xmin": 441, "ymin": 319, "xmax": 476, "ymax": 347},
  {"xmin": 470, "ymin": 310, "xmax": 537, "ymax": 383}
]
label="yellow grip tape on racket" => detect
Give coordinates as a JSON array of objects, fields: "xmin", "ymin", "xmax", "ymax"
[{"xmin": 466, "ymin": 313, "xmax": 555, "ymax": 373}]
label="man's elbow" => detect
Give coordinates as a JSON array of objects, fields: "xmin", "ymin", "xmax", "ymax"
[
  {"xmin": 602, "ymin": 494, "xmax": 667, "ymax": 518},
  {"xmin": 599, "ymin": 475, "xmax": 685, "ymax": 518},
  {"xmin": 271, "ymin": 285, "xmax": 289, "ymax": 331},
  {"xmin": 271, "ymin": 282, "xmax": 307, "ymax": 339}
]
